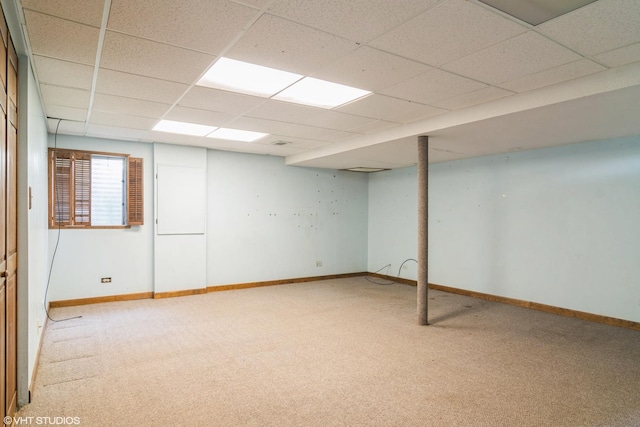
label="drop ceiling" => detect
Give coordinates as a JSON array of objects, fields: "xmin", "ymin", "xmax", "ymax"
[{"xmin": 10, "ymin": 0, "xmax": 640, "ymax": 168}]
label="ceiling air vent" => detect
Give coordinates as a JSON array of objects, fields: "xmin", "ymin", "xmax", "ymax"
[{"xmin": 272, "ymin": 140, "xmax": 291, "ymax": 146}]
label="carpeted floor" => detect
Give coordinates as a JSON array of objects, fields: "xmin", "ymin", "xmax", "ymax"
[{"xmin": 18, "ymin": 278, "xmax": 640, "ymax": 426}]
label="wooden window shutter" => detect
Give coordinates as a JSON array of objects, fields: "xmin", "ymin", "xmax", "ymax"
[
  {"xmin": 127, "ymin": 157, "xmax": 143, "ymax": 225},
  {"xmin": 50, "ymin": 150, "xmax": 72, "ymax": 226},
  {"xmin": 74, "ymin": 152, "xmax": 91, "ymax": 226}
]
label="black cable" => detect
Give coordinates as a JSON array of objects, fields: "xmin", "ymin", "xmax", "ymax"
[
  {"xmin": 44, "ymin": 119, "xmax": 81, "ymax": 322},
  {"xmin": 366, "ymin": 258, "xmax": 418, "ymax": 285}
]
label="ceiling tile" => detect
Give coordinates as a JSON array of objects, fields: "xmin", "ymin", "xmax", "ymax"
[
  {"xmin": 224, "ymin": 116, "xmax": 294, "ymax": 134},
  {"xmin": 231, "ymin": 0, "xmax": 271, "ymax": 8},
  {"xmin": 267, "ymin": 145, "xmax": 312, "ymax": 156},
  {"xmin": 537, "ymin": 0, "xmax": 640, "ymax": 56},
  {"xmin": 21, "ymin": 0, "xmax": 104, "ymax": 27},
  {"xmin": 268, "ymin": 137, "xmax": 331, "ymax": 150},
  {"xmin": 443, "ymin": 31, "xmax": 583, "ymax": 85},
  {"xmin": 164, "ymin": 106, "xmax": 236, "ymax": 127},
  {"xmin": 594, "ymin": 43, "xmax": 640, "ymax": 68},
  {"xmin": 108, "ymin": 0, "xmax": 258, "ymax": 55},
  {"xmin": 33, "ymin": 55, "xmax": 94, "ymax": 90},
  {"xmin": 267, "ymin": 0, "xmax": 443, "ymax": 43},
  {"xmin": 45, "ymin": 105, "xmax": 88, "ymax": 122},
  {"xmin": 86, "ymin": 124, "xmax": 153, "ymax": 142},
  {"xmin": 244, "ymin": 99, "xmax": 324, "ymax": 123},
  {"xmin": 498, "ymin": 59, "xmax": 606, "ymax": 93},
  {"xmin": 149, "ymin": 130, "xmax": 212, "ymax": 147},
  {"xmin": 227, "ymin": 14, "xmax": 357, "ymax": 75},
  {"xmin": 40, "ymin": 84, "xmax": 90, "ymax": 109},
  {"xmin": 336, "ymin": 94, "xmax": 446, "ymax": 123},
  {"xmin": 296, "ymin": 110, "xmax": 377, "ymax": 132},
  {"xmin": 312, "ymin": 46, "xmax": 432, "ymax": 91},
  {"xmin": 434, "ymin": 86, "xmax": 513, "ymax": 110},
  {"xmin": 24, "ymin": 11, "xmax": 99, "ymax": 65},
  {"xmin": 277, "ymin": 123, "xmax": 348, "ymax": 140},
  {"xmin": 381, "ymin": 69, "xmax": 487, "ymax": 105},
  {"xmin": 100, "ymin": 31, "xmax": 215, "ymax": 84},
  {"xmin": 48, "ymin": 118, "xmax": 86, "ymax": 135},
  {"xmin": 347, "ymin": 120, "xmax": 399, "ymax": 134},
  {"xmin": 92, "ymin": 93, "xmax": 172, "ymax": 119},
  {"xmin": 370, "ymin": 0, "xmax": 526, "ymax": 67},
  {"xmin": 179, "ymin": 86, "xmax": 264, "ymax": 116},
  {"xmin": 89, "ymin": 111, "xmax": 158, "ymax": 130},
  {"xmin": 95, "ymin": 69, "xmax": 189, "ymax": 104}
]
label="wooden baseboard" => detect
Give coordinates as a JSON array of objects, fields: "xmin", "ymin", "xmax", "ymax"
[
  {"xmin": 367, "ymin": 273, "xmax": 640, "ymax": 331},
  {"xmin": 207, "ymin": 272, "xmax": 368, "ymax": 293},
  {"xmin": 45, "ymin": 274, "xmax": 637, "ymax": 332},
  {"xmin": 368, "ymin": 272, "xmax": 416, "ymax": 286},
  {"xmin": 429, "ymin": 283, "xmax": 640, "ymax": 332},
  {"xmin": 47, "ymin": 273, "xmax": 369, "ymax": 306},
  {"xmin": 49, "ymin": 292, "xmax": 154, "ymax": 308},
  {"xmin": 153, "ymin": 288, "xmax": 206, "ymax": 299}
]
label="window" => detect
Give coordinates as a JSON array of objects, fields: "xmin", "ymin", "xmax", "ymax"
[{"xmin": 49, "ymin": 148, "xmax": 143, "ymax": 228}]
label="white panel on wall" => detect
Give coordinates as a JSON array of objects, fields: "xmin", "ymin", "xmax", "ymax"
[
  {"xmin": 157, "ymin": 165, "xmax": 206, "ymax": 235},
  {"xmin": 154, "ymin": 143, "xmax": 207, "ymax": 293}
]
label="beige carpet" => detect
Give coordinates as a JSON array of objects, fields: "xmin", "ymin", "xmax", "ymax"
[{"xmin": 19, "ymin": 278, "xmax": 640, "ymax": 426}]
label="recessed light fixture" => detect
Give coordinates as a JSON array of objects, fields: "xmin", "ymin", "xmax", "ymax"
[
  {"xmin": 478, "ymin": 0, "xmax": 597, "ymax": 26},
  {"xmin": 206, "ymin": 127, "xmax": 268, "ymax": 142},
  {"xmin": 344, "ymin": 167, "xmax": 390, "ymax": 173},
  {"xmin": 197, "ymin": 57, "xmax": 303, "ymax": 97},
  {"xmin": 273, "ymin": 77, "xmax": 371, "ymax": 109},
  {"xmin": 153, "ymin": 119, "xmax": 217, "ymax": 137}
]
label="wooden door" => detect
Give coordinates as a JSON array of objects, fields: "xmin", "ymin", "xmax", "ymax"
[
  {"xmin": 4, "ymin": 34, "xmax": 17, "ymax": 418},
  {"xmin": 0, "ymin": 4, "xmax": 7, "ymax": 420}
]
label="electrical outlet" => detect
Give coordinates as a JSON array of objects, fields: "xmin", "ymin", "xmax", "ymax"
[
  {"xmin": 316, "ymin": 261, "xmax": 323, "ymax": 267},
  {"xmin": 101, "ymin": 277, "xmax": 112, "ymax": 283}
]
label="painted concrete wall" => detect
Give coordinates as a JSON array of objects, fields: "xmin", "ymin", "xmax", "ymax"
[
  {"xmin": 367, "ymin": 166, "xmax": 418, "ymax": 280},
  {"xmin": 207, "ymin": 150, "xmax": 368, "ymax": 285},
  {"xmin": 368, "ymin": 137, "xmax": 640, "ymax": 322},
  {"xmin": 45, "ymin": 139, "xmax": 369, "ymax": 297},
  {"xmin": 18, "ymin": 57, "xmax": 49, "ymax": 402},
  {"xmin": 46, "ymin": 135, "xmax": 155, "ymax": 301}
]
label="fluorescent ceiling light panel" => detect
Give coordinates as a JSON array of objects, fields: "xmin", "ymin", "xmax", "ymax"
[
  {"xmin": 197, "ymin": 57, "xmax": 303, "ymax": 97},
  {"xmin": 478, "ymin": 0, "xmax": 597, "ymax": 26},
  {"xmin": 273, "ymin": 77, "xmax": 372, "ymax": 109},
  {"xmin": 207, "ymin": 127, "xmax": 268, "ymax": 142},
  {"xmin": 153, "ymin": 119, "xmax": 217, "ymax": 136}
]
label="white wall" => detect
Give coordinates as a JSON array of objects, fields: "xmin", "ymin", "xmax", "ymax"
[
  {"xmin": 368, "ymin": 137, "xmax": 640, "ymax": 322},
  {"xmin": 367, "ymin": 166, "xmax": 418, "ymax": 280},
  {"xmin": 207, "ymin": 150, "xmax": 368, "ymax": 285},
  {"xmin": 47, "ymin": 135, "xmax": 154, "ymax": 301},
  {"xmin": 17, "ymin": 56, "xmax": 49, "ymax": 404},
  {"xmin": 45, "ymin": 142, "xmax": 368, "ymax": 297}
]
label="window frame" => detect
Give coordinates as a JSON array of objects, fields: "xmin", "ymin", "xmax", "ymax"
[{"xmin": 48, "ymin": 148, "xmax": 144, "ymax": 229}]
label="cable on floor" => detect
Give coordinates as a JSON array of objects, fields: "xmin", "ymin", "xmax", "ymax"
[{"xmin": 366, "ymin": 258, "xmax": 417, "ymax": 285}]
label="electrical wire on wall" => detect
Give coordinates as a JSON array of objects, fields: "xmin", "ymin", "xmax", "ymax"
[
  {"xmin": 44, "ymin": 118, "xmax": 81, "ymax": 322},
  {"xmin": 366, "ymin": 258, "xmax": 417, "ymax": 285}
]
